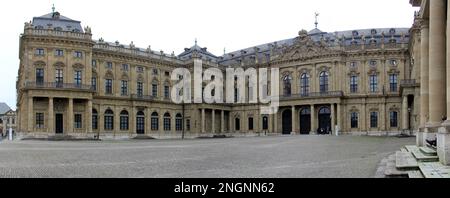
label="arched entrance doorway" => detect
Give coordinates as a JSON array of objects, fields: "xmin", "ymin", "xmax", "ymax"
[
  {"xmin": 318, "ymin": 107, "xmax": 331, "ymax": 134},
  {"xmin": 300, "ymin": 108, "xmax": 311, "ymax": 134},
  {"xmin": 136, "ymin": 111, "xmax": 145, "ymax": 134},
  {"xmin": 282, "ymin": 109, "xmax": 292, "ymax": 135}
]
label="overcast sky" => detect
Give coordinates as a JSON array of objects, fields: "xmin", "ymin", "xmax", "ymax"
[{"xmin": 0, "ymin": 0, "xmax": 418, "ymax": 109}]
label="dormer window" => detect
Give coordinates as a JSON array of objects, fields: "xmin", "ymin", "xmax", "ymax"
[
  {"xmin": 35, "ymin": 26, "xmax": 44, "ymax": 30},
  {"xmin": 54, "ymin": 27, "xmax": 63, "ymax": 31}
]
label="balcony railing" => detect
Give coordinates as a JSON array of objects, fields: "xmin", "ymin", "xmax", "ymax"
[
  {"xmin": 400, "ymin": 79, "xmax": 419, "ymax": 87},
  {"xmin": 280, "ymin": 91, "xmax": 344, "ymax": 100},
  {"xmin": 131, "ymin": 94, "xmax": 155, "ymax": 101},
  {"xmin": 25, "ymin": 82, "xmax": 95, "ymax": 91}
]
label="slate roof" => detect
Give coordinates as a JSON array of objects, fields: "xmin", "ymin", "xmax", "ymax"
[
  {"xmin": 32, "ymin": 12, "xmax": 83, "ymax": 33},
  {"xmin": 0, "ymin": 103, "xmax": 11, "ymax": 115}
]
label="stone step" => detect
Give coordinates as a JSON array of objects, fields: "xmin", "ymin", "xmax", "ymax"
[
  {"xmin": 411, "ymin": 149, "xmax": 439, "ymax": 162},
  {"xmin": 408, "ymin": 171, "xmax": 425, "ymax": 178},
  {"xmin": 419, "ymin": 162, "xmax": 450, "ymax": 178},
  {"xmin": 419, "ymin": 146, "xmax": 437, "ymax": 156},
  {"xmin": 400, "ymin": 148, "xmax": 408, "ymax": 152},
  {"xmin": 396, "ymin": 151, "xmax": 419, "ymax": 170},
  {"xmin": 384, "ymin": 155, "xmax": 409, "ymax": 178},
  {"xmin": 405, "ymin": 145, "xmax": 420, "ymax": 153}
]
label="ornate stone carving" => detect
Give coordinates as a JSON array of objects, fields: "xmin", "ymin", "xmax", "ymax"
[{"xmin": 275, "ymin": 29, "xmax": 335, "ymax": 61}]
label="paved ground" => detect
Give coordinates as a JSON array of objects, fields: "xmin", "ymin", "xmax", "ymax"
[{"xmin": 0, "ymin": 136, "xmax": 414, "ymax": 178}]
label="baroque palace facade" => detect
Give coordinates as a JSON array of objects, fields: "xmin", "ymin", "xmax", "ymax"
[{"xmin": 16, "ymin": 8, "xmax": 418, "ymax": 140}]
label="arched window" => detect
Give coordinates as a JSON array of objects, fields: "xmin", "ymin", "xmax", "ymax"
[
  {"xmin": 164, "ymin": 113, "xmax": 171, "ymax": 131},
  {"xmin": 283, "ymin": 75, "xmax": 292, "ymax": 96},
  {"xmin": 319, "ymin": 71, "xmax": 329, "ymax": 93},
  {"xmin": 175, "ymin": 114, "xmax": 183, "ymax": 131},
  {"xmin": 351, "ymin": 112, "xmax": 358, "ymax": 129},
  {"xmin": 319, "ymin": 107, "xmax": 331, "ymax": 115},
  {"xmin": 235, "ymin": 118, "xmax": 241, "ymax": 131},
  {"xmin": 104, "ymin": 109, "xmax": 114, "ymax": 130},
  {"xmin": 262, "ymin": 116, "xmax": 269, "ymax": 130},
  {"xmin": 120, "ymin": 110, "xmax": 129, "ymax": 131},
  {"xmin": 92, "ymin": 109, "xmax": 98, "ymax": 130},
  {"xmin": 151, "ymin": 112, "xmax": 159, "ymax": 131},
  {"xmin": 300, "ymin": 73, "xmax": 310, "ymax": 96}
]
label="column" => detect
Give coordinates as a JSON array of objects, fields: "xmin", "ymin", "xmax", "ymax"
[
  {"xmin": 229, "ymin": 112, "xmax": 233, "ymax": 133},
  {"xmin": 201, "ymin": 108, "xmax": 205, "ymax": 133},
  {"xmin": 337, "ymin": 104, "xmax": 342, "ymax": 134},
  {"xmin": 221, "ymin": 110, "xmax": 225, "ymax": 133},
  {"xmin": 67, "ymin": 98, "xmax": 73, "ymax": 134},
  {"xmin": 361, "ymin": 103, "xmax": 366, "ymax": 132},
  {"xmin": 402, "ymin": 96, "xmax": 409, "ymax": 131},
  {"xmin": 428, "ymin": 0, "xmax": 446, "ymax": 127},
  {"xmin": 331, "ymin": 104, "xmax": 336, "ymax": 135},
  {"xmin": 420, "ymin": 20, "xmax": 429, "ymax": 128},
  {"xmin": 291, "ymin": 106, "xmax": 296, "ymax": 134},
  {"xmin": 446, "ymin": 0, "xmax": 450, "ymax": 124},
  {"xmin": 48, "ymin": 97, "xmax": 54, "ymax": 133},
  {"xmin": 28, "ymin": 97, "xmax": 33, "ymax": 132},
  {"xmin": 273, "ymin": 113, "xmax": 278, "ymax": 134},
  {"xmin": 212, "ymin": 109, "xmax": 216, "ymax": 134},
  {"xmin": 86, "ymin": 100, "xmax": 92, "ymax": 133},
  {"xmin": 310, "ymin": 105, "xmax": 316, "ymax": 134}
]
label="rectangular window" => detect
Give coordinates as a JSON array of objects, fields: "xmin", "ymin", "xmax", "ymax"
[
  {"xmin": 152, "ymin": 84, "xmax": 158, "ymax": 97},
  {"xmin": 74, "ymin": 114, "xmax": 82, "ymax": 129},
  {"xmin": 36, "ymin": 113, "xmax": 44, "ymax": 129},
  {"xmin": 92, "ymin": 60, "xmax": 97, "ymax": 67},
  {"xmin": 164, "ymin": 86, "xmax": 170, "ymax": 99},
  {"xmin": 370, "ymin": 75, "xmax": 378, "ymax": 93},
  {"xmin": 370, "ymin": 112, "xmax": 378, "ymax": 128},
  {"xmin": 91, "ymin": 77, "xmax": 97, "ymax": 91},
  {"xmin": 35, "ymin": 48, "xmax": 45, "ymax": 56},
  {"xmin": 351, "ymin": 112, "xmax": 358, "ymax": 129},
  {"xmin": 36, "ymin": 68, "xmax": 44, "ymax": 84},
  {"xmin": 106, "ymin": 62, "xmax": 113, "ymax": 69},
  {"xmin": 248, "ymin": 117, "xmax": 254, "ymax": 131},
  {"xmin": 74, "ymin": 71, "xmax": 82, "ymax": 86},
  {"xmin": 122, "ymin": 64, "xmax": 129, "ymax": 71},
  {"xmin": 153, "ymin": 69, "xmax": 158, "ymax": 75},
  {"xmin": 121, "ymin": 81, "xmax": 128, "ymax": 96},
  {"xmin": 165, "ymin": 71, "xmax": 170, "ymax": 76},
  {"xmin": 137, "ymin": 82, "xmax": 143, "ymax": 97},
  {"xmin": 55, "ymin": 49, "xmax": 64, "ymax": 56},
  {"xmin": 350, "ymin": 76, "xmax": 358, "ymax": 93},
  {"xmin": 74, "ymin": 51, "xmax": 83, "ymax": 58},
  {"xmin": 137, "ymin": 66, "xmax": 144, "ymax": 73},
  {"xmin": 55, "ymin": 69, "xmax": 64, "ymax": 85},
  {"xmin": 105, "ymin": 79, "xmax": 113, "ymax": 94},
  {"xmin": 390, "ymin": 111, "xmax": 398, "ymax": 128},
  {"xmin": 390, "ymin": 74, "xmax": 398, "ymax": 92}
]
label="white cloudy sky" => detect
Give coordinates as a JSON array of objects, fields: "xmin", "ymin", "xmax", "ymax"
[{"xmin": 0, "ymin": 0, "xmax": 418, "ymax": 109}]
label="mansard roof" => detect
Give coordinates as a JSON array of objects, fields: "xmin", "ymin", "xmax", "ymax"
[
  {"xmin": 178, "ymin": 42, "xmax": 218, "ymax": 61},
  {"xmin": 32, "ymin": 12, "xmax": 83, "ymax": 33}
]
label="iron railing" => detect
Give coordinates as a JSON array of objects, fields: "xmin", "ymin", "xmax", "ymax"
[
  {"xmin": 280, "ymin": 91, "xmax": 344, "ymax": 100},
  {"xmin": 25, "ymin": 82, "xmax": 95, "ymax": 91}
]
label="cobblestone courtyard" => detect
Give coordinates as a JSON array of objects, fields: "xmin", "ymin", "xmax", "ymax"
[{"xmin": 0, "ymin": 136, "xmax": 414, "ymax": 178}]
